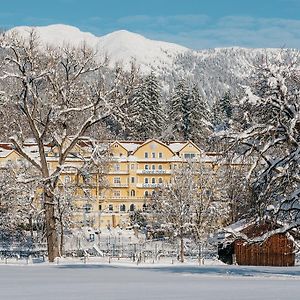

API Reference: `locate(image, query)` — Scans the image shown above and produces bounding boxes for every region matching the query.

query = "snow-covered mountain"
[7,24,294,101]
[7,24,188,71]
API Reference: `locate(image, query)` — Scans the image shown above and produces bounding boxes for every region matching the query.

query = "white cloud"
[139,16,300,49]
[68,14,300,49]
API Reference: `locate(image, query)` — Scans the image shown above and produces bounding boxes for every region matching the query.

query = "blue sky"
[1,0,300,49]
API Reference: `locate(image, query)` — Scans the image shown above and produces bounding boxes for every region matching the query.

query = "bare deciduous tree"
[0,30,120,261]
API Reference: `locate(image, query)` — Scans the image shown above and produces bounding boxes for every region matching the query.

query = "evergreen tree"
[129,72,164,139]
[189,85,213,142]
[220,91,233,119]
[212,91,233,131]
[169,79,190,140]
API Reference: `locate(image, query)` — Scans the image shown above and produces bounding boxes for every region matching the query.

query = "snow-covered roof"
[0,149,14,158]
[119,142,140,152]
[167,142,187,153]
[0,143,17,158]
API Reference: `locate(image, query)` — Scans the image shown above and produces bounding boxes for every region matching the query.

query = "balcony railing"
[136,169,171,174]
[111,183,129,187]
[107,170,129,174]
[136,183,164,188]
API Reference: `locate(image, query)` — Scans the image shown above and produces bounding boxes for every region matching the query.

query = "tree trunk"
[44,191,59,262]
[59,217,64,257]
[179,234,184,263]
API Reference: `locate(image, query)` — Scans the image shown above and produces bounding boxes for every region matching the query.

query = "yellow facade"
[0,139,213,230]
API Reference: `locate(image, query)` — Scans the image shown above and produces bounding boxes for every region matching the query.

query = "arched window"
[130,190,136,197]
[152,178,155,184]
[158,177,163,184]
[120,204,126,212]
[152,165,155,170]
[144,191,149,197]
[83,203,92,213]
[145,178,149,184]
[158,165,162,170]
[130,204,135,212]
[142,203,147,211]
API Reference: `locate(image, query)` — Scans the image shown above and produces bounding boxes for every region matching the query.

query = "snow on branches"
[224,51,300,227]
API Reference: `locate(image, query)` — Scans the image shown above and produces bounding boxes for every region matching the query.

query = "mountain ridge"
[7,24,189,71]
[7,24,296,101]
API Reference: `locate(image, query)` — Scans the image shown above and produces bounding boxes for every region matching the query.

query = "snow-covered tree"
[169,79,190,140]
[150,163,228,262]
[0,161,40,247]
[129,72,164,139]
[189,84,213,144]
[225,52,300,229]
[0,31,121,261]
[212,91,233,131]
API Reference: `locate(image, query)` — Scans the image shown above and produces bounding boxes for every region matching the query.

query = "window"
[144,191,149,197]
[174,164,177,169]
[145,164,149,170]
[144,152,148,158]
[130,190,136,197]
[152,152,156,158]
[131,164,135,170]
[129,204,135,212]
[99,204,102,211]
[65,175,71,183]
[120,204,126,212]
[159,152,163,158]
[158,178,163,184]
[152,178,155,184]
[184,153,196,159]
[152,165,155,170]
[114,164,120,171]
[158,165,163,170]
[142,204,147,211]
[108,204,113,211]
[131,177,135,183]
[113,190,121,197]
[144,178,149,184]
[83,203,92,213]
[114,144,119,148]
[114,177,121,184]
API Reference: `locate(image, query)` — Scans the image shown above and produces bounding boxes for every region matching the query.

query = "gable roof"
[178,140,203,154]
[132,139,175,155]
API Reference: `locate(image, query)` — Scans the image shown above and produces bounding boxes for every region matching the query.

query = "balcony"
[107,170,129,175]
[136,169,171,175]
[136,183,164,188]
[111,183,129,188]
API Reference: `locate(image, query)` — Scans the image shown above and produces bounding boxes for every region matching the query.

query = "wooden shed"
[218,222,295,267]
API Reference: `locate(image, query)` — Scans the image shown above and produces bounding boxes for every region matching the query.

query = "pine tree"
[129,72,164,139]
[189,85,213,142]
[212,91,233,131]
[220,91,233,119]
[169,79,190,140]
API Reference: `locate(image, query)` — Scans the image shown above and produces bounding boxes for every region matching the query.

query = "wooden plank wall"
[234,234,295,266]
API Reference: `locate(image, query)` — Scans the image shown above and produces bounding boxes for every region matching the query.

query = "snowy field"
[0,260,300,300]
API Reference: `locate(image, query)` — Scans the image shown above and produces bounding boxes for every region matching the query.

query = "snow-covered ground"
[0,260,300,300]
